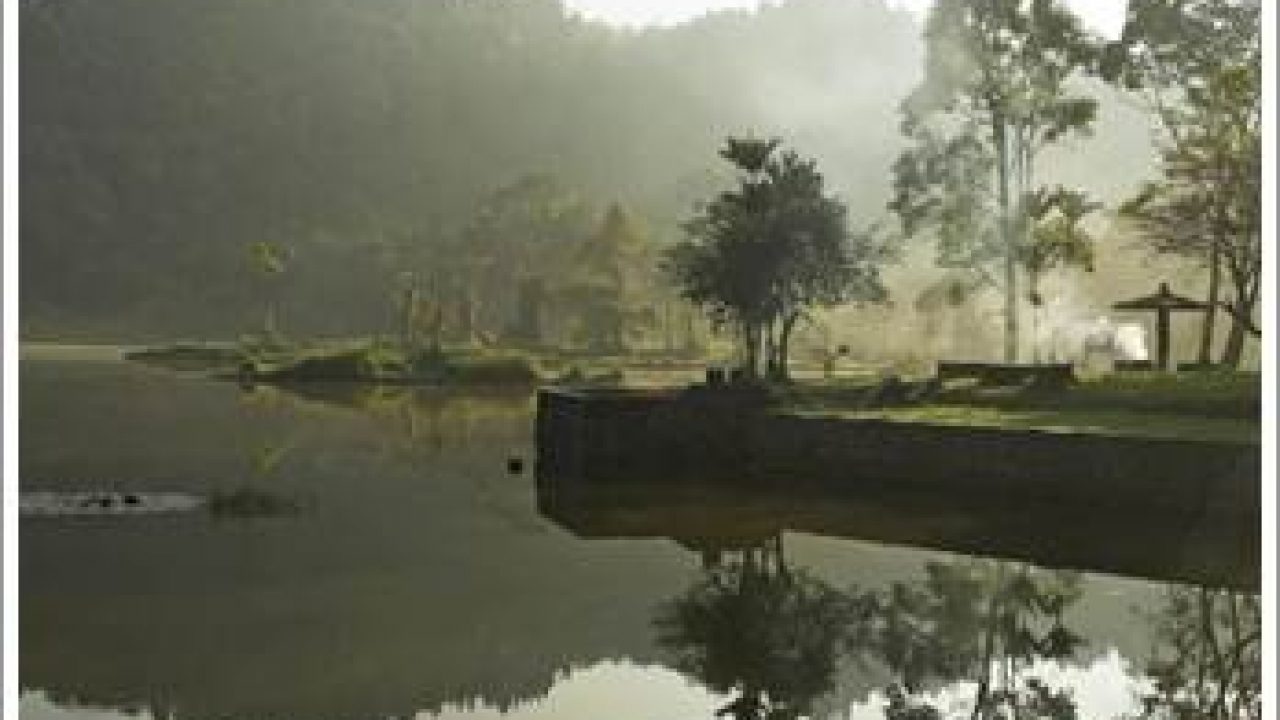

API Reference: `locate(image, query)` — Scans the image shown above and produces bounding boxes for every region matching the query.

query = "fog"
[19,0,1247,364]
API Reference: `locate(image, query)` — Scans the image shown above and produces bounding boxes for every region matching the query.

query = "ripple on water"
[20,490,205,517]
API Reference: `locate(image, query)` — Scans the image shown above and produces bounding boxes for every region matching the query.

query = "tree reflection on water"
[1131,586,1261,720]
[654,535,1087,720]
[654,535,1260,720]
[870,560,1085,719]
[654,536,871,720]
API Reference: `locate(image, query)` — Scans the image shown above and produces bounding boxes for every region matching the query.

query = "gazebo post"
[1156,307,1170,371]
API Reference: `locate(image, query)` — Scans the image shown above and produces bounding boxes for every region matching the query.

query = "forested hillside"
[23,0,927,338]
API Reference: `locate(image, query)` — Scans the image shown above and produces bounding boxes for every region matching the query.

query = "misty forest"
[18,1,1264,720]
[23,0,1261,369]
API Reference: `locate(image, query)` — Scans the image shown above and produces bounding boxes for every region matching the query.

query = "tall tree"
[1107,0,1261,368]
[20,0,922,339]
[456,174,594,344]
[666,137,889,381]
[566,203,654,351]
[1021,187,1097,361]
[891,0,1099,363]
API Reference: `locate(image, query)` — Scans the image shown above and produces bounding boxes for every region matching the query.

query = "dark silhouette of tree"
[1106,0,1261,368]
[654,540,873,720]
[1131,585,1260,720]
[656,542,1092,720]
[892,0,1100,363]
[863,560,1085,720]
[666,137,890,380]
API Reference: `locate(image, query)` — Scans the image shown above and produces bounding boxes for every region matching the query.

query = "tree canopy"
[667,137,890,379]
[1108,0,1262,368]
[20,0,921,339]
[891,0,1101,362]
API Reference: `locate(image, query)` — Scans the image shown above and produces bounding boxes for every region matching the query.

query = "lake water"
[20,346,1260,720]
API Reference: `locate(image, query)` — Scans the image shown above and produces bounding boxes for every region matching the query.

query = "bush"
[251,344,401,381]
[442,351,540,384]
[207,487,299,518]
[125,343,246,372]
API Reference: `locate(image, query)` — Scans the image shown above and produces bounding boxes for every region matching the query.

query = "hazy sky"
[565,0,1128,39]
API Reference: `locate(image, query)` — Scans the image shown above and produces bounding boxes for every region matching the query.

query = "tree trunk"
[994,115,1018,364]
[971,564,1006,720]
[402,285,420,353]
[1199,198,1225,365]
[742,322,761,378]
[1221,254,1260,369]
[1028,271,1042,364]
[1220,299,1249,369]
[763,319,779,380]
[264,302,279,342]
[664,302,675,352]
[1013,124,1034,363]
[683,306,698,353]
[1199,249,1221,365]
[462,292,478,346]
[777,311,802,382]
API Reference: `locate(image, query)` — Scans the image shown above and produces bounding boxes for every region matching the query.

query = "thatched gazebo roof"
[1113,282,1208,312]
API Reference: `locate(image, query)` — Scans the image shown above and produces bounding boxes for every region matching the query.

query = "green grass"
[775,368,1260,444]
[436,349,541,383]
[790,404,1259,445]
[778,369,1258,417]
[933,371,1259,419]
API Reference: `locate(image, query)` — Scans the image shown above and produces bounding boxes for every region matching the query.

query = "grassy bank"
[778,370,1260,444]
[790,405,1259,444]
[124,337,717,387]
[932,371,1260,419]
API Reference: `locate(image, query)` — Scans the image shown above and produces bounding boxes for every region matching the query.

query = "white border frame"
[1259,0,1276,713]
[5,0,21,714]
[0,0,1274,716]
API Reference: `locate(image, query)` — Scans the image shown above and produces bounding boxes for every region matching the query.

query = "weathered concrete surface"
[536,386,1260,589]
[536,388,1259,517]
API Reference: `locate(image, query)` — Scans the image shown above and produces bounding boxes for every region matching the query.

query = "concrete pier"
[535,387,1259,517]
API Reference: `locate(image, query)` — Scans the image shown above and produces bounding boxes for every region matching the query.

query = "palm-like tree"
[248,241,288,342]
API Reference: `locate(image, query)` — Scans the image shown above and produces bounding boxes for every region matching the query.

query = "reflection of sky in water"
[847,651,1147,720]
[22,664,724,720]
[23,652,1148,720]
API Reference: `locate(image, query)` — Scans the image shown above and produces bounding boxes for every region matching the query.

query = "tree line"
[19,0,919,339]
[888,0,1260,368]
[666,0,1260,376]
[21,0,1260,370]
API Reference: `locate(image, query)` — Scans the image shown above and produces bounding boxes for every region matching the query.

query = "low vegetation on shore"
[778,369,1260,443]
[126,340,543,385]
[127,338,1260,445]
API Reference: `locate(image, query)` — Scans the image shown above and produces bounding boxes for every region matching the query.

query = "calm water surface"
[20,346,1260,720]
